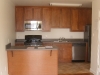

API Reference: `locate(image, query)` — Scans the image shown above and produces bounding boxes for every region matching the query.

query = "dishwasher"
[72,43,86,62]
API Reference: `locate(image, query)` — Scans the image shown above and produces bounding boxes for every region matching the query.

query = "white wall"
[0,0,15,75]
[16,28,84,39]
[90,0,100,75]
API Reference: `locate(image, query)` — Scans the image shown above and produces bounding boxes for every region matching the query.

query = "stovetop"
[24,35,43,46]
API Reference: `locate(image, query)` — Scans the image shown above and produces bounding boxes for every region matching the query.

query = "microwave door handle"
[36,24,39,30]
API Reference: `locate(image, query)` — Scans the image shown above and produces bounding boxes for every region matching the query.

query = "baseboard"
[90,68,97,75]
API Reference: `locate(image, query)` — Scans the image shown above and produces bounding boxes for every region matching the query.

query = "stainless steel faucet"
[58,37,65,42]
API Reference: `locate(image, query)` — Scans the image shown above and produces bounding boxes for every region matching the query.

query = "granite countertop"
[6,43,58,50]
[15,39,86,43]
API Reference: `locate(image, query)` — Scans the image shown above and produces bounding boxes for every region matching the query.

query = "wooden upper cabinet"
[78,8,87,31]
[71,8,92,32]
[51,7,71,28]
[71,8,79,31]
[78,8,92,31]
[15,7,24,32]
[24,7,42,21]
[33,8,42,20]
[60,8,71,28]
[24,7,33,20]
[86,8,92,25]
[42,8,51,31]
[52,8,61,28]
[15,6,92,32]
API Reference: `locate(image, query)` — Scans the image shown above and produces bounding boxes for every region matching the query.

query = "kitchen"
[8,5,91,75]
[0,0,100,75]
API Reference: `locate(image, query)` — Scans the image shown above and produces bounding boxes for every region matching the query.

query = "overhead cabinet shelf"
[15,6,92,32]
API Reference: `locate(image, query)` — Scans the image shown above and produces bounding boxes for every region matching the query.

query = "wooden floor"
[59,73,94,75]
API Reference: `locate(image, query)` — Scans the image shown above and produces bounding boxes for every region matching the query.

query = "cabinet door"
[42,8,51,31]
[24,7,33,20]
[52,8,61,28]
[33,8,42,20]
[60,8,71,28]
[8,50,58,75]
[86,8,92,25]
[15,43,24,46]
[53,43,72,63]
[15,7,24,32]
[43,42,53,46]
[78,8,87,31]
[53,43,63,62]
[62,43,72,62]
[71,8,79,31]
[7,51,13,75]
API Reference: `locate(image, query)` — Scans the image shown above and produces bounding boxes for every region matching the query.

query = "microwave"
[24,21,42,30]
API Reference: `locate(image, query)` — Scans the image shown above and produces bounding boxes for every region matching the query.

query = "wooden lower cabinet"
[62,43,72,62]
[43,42,53,46]
[53,43,72,63]
[7,50,58,75]
[15,43,24,46]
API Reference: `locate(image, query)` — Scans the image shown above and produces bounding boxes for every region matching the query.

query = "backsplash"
[16,28,84,39]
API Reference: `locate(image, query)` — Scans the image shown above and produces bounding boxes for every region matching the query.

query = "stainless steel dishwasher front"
[72,43,86,62]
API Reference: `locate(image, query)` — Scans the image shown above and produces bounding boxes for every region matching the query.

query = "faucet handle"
[59,37,62,41]
[62,37,65,41]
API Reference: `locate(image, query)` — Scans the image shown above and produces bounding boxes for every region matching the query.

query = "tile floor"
[58,62,90,74]
[59,73,93,75]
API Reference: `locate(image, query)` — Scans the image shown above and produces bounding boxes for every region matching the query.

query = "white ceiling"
[11,0,93,7]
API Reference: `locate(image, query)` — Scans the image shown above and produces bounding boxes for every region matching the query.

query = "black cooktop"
[24,35,43,46]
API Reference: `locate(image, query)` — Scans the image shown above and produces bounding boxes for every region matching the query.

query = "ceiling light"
[50,3,82,7]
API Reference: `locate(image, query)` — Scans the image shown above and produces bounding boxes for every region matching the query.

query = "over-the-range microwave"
[24,21,42,30]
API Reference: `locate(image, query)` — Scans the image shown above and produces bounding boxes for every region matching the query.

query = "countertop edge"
[6,44,58,50]
[6,48,58,50]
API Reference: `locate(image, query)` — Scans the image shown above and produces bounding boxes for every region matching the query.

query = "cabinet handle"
[11,51,13,57]
[50,50,52,56]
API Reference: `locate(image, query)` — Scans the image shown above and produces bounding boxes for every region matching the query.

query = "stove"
[24,35,43,46]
